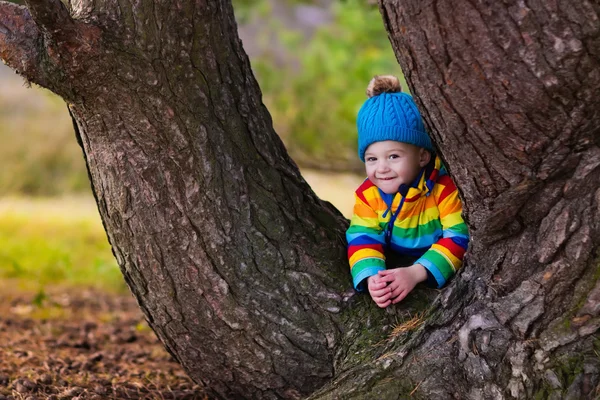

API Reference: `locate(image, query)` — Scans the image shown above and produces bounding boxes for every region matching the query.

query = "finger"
[379,274,398,283]
[389,285,405,299]
[376,299,392,308]
[369,281,387,291]
[371,289,390,300]
[370,282,390,293]
[374,291,392,302]
[371,289,392,298]
[392,290,409,304]
[373,292,392,305]
[378,269,393,276]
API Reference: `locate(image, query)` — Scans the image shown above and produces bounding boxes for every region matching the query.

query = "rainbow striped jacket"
[346,156,469,291]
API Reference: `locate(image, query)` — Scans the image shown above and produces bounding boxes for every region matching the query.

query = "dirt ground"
[0,286,207,400]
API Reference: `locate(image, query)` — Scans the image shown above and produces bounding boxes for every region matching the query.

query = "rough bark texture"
[1,0,600,398]
[1,1,357,398]
[366,0,600,398]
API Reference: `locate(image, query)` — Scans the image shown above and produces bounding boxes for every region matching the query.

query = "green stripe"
[420,250,453,280]
[347,225,381,235]
[392,218,442,238]
[352,258,386,274]
[445,222,469,235]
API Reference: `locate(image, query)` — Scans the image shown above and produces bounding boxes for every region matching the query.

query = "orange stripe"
[437,176,457,204]
[355,179,375,205]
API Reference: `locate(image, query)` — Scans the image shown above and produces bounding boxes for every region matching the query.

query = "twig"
[410,378,424,396]
[445,335,458,345]
[389,311,426,338]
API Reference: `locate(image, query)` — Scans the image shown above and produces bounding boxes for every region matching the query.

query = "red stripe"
[405,193,420,203]
[356,179,375,205]
[348,243,383,259]
[436,237,466,259]
[429,169,439,182]
[437,176,457,204]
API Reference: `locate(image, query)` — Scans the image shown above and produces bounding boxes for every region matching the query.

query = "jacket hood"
[379,155,444,215]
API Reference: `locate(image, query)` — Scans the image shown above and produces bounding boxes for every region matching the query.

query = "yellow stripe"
[351,214,380,226]
[363,186,383,203]
[430,245,460,272]
[395,203,440,229]
[441,211,464,227]
[350,249,384,266]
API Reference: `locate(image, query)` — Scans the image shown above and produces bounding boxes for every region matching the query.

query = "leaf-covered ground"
[0,286,207,400]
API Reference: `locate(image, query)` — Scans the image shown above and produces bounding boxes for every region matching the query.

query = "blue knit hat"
[357,75,433,161]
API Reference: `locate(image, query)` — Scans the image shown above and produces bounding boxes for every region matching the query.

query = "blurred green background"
[0,0,404,293]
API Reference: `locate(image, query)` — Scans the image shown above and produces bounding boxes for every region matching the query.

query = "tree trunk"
[366,1,600,398]
[1,0,599,398]
[1,1,355,397]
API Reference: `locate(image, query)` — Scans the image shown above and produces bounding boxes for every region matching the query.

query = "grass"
[0,196,126,294]
[0,65,90,196]
[0,168,359,298]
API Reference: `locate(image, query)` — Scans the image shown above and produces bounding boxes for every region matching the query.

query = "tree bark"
[1,0,358,397]
[1,0,599,398]
[366,0,600,398]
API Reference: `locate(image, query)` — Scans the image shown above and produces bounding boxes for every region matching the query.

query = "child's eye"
[389,154,400,159]
[366,157,377,162]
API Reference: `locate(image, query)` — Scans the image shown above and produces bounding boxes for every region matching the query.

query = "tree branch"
[24,0,75,39]
[0,1,48,86]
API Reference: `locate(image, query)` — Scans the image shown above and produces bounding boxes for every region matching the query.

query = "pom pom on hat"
[357,75,433,161]
[366,75,401,98]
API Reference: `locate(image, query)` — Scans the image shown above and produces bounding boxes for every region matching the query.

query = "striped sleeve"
[416,175,469,288]
[346,193,386,291]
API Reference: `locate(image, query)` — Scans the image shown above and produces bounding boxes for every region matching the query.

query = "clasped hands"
[367,264,427,308]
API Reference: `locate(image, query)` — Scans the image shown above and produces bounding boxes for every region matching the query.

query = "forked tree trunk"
[1,0,599,398]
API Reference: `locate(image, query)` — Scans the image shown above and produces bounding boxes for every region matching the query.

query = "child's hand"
[367,274,392,308]
[378,264,427,304]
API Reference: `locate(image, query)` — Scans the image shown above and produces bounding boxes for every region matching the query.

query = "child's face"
[364,141,431,194]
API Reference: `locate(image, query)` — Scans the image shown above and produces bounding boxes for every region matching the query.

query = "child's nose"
[376,161,390,173]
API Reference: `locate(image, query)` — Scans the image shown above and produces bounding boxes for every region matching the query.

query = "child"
[346,75,469,308]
